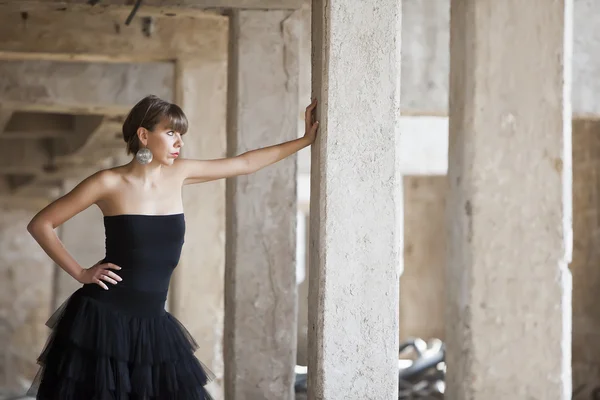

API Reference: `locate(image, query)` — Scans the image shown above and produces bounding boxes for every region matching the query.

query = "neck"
[125,157,163,184]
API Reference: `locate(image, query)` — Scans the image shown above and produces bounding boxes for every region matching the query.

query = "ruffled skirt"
[27,285,214,400]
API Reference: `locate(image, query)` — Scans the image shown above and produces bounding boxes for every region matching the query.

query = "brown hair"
[122,95,188,155]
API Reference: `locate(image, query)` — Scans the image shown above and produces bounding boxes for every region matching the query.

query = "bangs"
[163,104,188,135]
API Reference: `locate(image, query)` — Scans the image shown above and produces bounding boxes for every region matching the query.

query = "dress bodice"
[102,213,185,292]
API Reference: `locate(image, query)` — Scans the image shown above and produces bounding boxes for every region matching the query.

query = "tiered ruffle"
[27,289,214,399]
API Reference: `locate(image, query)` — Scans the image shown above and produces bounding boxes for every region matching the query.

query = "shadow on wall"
[572,119,600,399]
[400,176,447,342]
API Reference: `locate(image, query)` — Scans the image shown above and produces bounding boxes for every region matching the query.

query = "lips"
[170,152,179,157]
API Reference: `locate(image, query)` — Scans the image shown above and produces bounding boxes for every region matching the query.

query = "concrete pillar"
[447,1,573,398]
[172,55,228,390]
[308,0,402,398]
[572,119,600,398]
[224,10,300,399]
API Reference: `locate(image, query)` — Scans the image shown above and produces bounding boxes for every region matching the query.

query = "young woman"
[25,94,319,399]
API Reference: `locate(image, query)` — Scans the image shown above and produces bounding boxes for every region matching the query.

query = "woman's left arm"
[180,99,319,184]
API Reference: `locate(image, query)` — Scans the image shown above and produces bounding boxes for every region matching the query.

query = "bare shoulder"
[29,168,124,228]
[81,167,122,193]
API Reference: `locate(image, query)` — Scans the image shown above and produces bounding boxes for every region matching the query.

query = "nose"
[175,136,184,148]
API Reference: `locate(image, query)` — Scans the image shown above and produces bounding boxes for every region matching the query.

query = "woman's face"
[139,118,184,165]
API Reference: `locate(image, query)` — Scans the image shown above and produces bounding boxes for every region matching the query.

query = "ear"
[137,127,149,147]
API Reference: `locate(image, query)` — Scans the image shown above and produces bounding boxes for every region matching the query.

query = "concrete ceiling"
[0,0,308,208]
[0,59,175,207]
[0,110,126,205]
[0,0,304,12]
[0,3,226,209]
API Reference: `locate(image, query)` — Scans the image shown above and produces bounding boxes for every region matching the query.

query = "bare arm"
[180,99,319,185]
[179,136,311,184]
[27,171,121,286]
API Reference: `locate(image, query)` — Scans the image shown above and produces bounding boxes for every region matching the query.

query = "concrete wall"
[0,208,53,391]
[401,176,446,341]
[401,0,600,117]
[572,119,600,397]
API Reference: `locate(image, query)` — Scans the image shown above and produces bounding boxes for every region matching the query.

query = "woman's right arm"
[27,171,120,287]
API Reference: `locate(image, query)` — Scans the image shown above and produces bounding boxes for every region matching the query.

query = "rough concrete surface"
[446,1,572,398]
[0,9,227,62]
[401,0,600,117]
[0,0,305,11]
[308,0,402,398]
[401,177,446,342]
[0,60,174,114]
[224,9,299,400]
[175,55,228,388]
[0,208,53,391]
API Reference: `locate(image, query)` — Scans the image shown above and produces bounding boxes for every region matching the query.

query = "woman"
[25,94,319,399]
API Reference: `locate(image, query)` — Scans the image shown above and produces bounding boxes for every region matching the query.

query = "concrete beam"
[0,9,228,62]
[0,0,303,11]
[1,130,74,139]
[10,183,60,198]
[54,117,125,165]
[0,60,174,114]
[0,108,12,133]
[2,111,79,138]
[4,110,74,131]
[0,194,54,210]
[3,117,123,195]
[6,162,111,198]
[0,114,116,176]
[0,139,51,174]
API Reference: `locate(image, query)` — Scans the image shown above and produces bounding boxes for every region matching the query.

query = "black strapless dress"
[27,214,214,400]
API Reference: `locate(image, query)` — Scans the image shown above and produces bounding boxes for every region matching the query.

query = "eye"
[166,131,174,136]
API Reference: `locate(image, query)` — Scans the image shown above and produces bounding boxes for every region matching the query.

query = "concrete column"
[224,10,300,400]
[447,1,573,399]
[308,0,402,398]
[572,119,600,398]
[172,55,228,390]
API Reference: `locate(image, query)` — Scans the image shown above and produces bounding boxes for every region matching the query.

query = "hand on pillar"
[303,98,319,144]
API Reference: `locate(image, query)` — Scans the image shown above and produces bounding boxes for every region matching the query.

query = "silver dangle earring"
[135,145,153,165]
